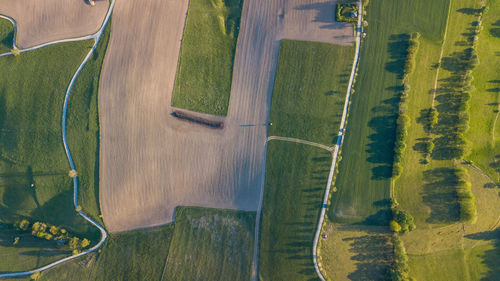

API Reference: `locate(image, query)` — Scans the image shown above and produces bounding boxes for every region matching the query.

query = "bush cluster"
[387,236,416,281]
[15,219,91,253]
[390,209,416,234]
[392,32,420,178]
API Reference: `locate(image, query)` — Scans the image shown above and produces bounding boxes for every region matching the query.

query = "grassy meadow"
[0,17,14,53]
[259,142,331,281]
[392,0,500,279]
[164,207,255,281]
[466,0,500,183]
[0,39,102,272]
[171,0,243,116]
[38,224,174,281]
[328,0,450,225]
[268,40,354,146]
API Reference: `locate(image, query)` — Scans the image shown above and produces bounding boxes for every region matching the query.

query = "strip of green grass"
[328,0,450,225]
[0,18,14,53]
[67,21,112,225]
[171,0,243,116]
[38,224,174,281]
[164,206,255,281]
[0,40,101,272]
[259,142,331,281]
[466,0,500,183]
[268,40,354,146]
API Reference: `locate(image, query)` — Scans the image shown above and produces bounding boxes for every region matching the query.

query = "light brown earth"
[99,0,353,232]
[0,0,108,48]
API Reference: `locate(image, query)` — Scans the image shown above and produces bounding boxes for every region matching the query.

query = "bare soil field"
[99,0,353,232]
[0,0,108,48]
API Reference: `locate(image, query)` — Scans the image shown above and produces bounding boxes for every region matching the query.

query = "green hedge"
[335,1,358,23]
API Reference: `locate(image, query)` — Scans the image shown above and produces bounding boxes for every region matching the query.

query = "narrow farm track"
[267,136,334,152]
[0,1,115,278]
[312,1,363,280]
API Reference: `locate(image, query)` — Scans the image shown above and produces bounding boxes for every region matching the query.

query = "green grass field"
[0,18,14,53]
[328,0,450,225]
[0,39,102,272]
[466,0,500,183]
[259,142,331,281]
[268,40,354,146]
[38,224,174,281]
[164,207,255,281]
[171,0,243,116]
[66,22,112,224]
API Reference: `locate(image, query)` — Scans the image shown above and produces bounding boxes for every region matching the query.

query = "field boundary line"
[312,1,363,280]
[267,136,334,152]
[0,0,115,278]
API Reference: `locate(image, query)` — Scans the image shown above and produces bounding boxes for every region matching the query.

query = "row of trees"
[15,219,91,254]
[387,236,416,281]
[392,32,420,178]
[455,168,477,223]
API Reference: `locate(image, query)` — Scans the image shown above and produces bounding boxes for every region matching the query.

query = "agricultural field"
[328,0,450,225]
[259,142,331,281]
[260,39,354,280]
[0,39,100,272]
[164,207,255,281]
[0,0,108,48]
[0,17,13,53]
[171,0,243,115]
[37,224,174,281]
[268,40,354,146]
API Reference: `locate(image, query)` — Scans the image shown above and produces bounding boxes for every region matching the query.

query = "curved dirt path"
[0,1,114,278]
[267,136,334,152]
[312,1,363,280]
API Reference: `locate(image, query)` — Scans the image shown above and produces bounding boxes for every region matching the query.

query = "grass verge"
[171,0,243,116]
[164,206,255,281]
[67,20,112,225]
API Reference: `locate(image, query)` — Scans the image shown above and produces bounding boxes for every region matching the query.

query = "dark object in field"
[172,110,224,129]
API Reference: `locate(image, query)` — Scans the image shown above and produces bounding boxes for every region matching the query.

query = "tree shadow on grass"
[465,229,500,281]
[421,168,461,224]
[366,96,399,180]
[385,34,410,78]
[340,225,392,281]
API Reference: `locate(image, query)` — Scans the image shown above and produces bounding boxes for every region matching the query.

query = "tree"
[19,219,30,231]
[30,272,41,280]
[390,220,402,232]
[50,225,59,235]
[81,238,91,248]
[69,237,80,250]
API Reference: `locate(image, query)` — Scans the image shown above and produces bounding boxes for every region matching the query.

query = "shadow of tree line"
[465,229,500,280]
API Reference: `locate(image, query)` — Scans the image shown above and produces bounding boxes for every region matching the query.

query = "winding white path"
[312,1,363,280]
[0,0,115,278]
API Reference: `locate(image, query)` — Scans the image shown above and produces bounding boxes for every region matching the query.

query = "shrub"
[390,220,402,232]
[17,219,30,231]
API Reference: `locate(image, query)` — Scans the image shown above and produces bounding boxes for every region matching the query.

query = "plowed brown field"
[0,0,108,48]
[99,0,353,232]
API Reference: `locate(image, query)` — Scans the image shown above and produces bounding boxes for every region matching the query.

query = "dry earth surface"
[99,0,353,232]
[0,0,108,48]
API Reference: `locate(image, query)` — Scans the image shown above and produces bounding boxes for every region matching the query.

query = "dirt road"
[99,0,353,232]
[0,0,108,48]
